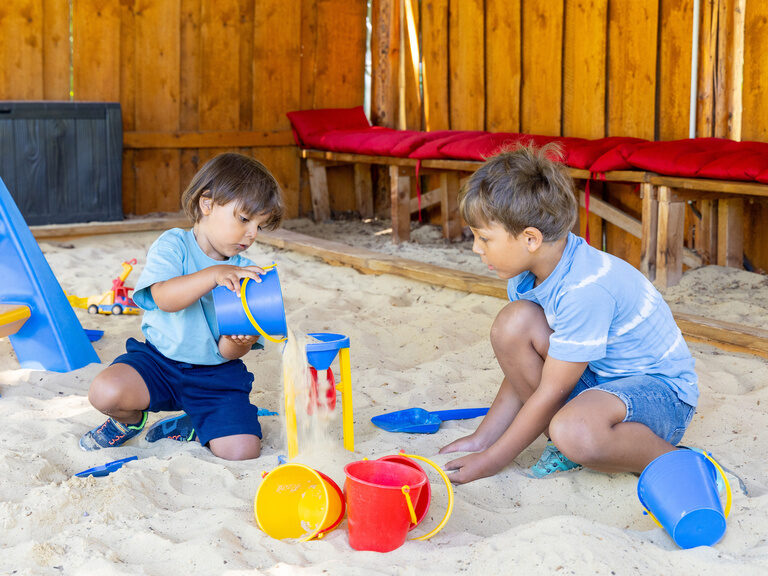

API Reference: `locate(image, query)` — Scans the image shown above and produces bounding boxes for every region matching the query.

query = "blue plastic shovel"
[371,407,489,434]
[75,456,138,478]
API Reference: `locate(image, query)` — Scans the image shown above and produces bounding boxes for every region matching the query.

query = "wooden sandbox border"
[30,216,768,360]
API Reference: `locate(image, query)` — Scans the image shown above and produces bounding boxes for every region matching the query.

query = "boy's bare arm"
[444,358,587,484]
[219,334,260,360]
[150,265,264,312]
[439,376,523,454]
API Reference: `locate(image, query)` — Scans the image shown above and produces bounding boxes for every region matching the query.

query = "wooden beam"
[717,198,744,268]
[370,0,400,128]
[123,129,295,149]
[30,214,190,240]
[389,165,412,243]
[255,228,508,298]
[655,185,685,287]
[353,164,374,219]
[696,200,718,265]
[301,149,418,167]
[409,187,442,213]
[640,183,658,280]
[674,312,768,359]
[578,190,641,238]
[440,171,463,240]
[306,158,331,221]
[649,175,768,198]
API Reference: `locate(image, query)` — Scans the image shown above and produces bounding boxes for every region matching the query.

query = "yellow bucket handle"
[643,449,732,528]
[239,264,287,344]
[401,486,418,525]
[399,452,455,541]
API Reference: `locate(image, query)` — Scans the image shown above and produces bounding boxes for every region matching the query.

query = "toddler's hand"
[214,265,266,292]
[222,334,260,347]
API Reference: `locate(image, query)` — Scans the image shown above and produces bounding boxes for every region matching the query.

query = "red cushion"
[566,137,647,171]
[696,141,768,181]
[286,107,370,148]
[408,131,487,159]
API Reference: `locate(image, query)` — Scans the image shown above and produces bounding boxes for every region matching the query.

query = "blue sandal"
[528,441,582,478]
[79,411,147,451]
[145,413,196,443]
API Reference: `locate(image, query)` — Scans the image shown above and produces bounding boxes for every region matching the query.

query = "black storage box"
[0,101,122,225]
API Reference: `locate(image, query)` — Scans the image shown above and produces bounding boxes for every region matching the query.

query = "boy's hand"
[222,334,260,347]
[443,450,503,485]
[219,334,260,360]
[439,433,484,455]
[214,265,266,292]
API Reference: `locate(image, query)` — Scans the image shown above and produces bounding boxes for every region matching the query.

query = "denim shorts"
[113,338,262,445]
[568,367,696,445]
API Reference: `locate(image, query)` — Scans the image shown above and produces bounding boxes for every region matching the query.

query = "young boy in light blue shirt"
[79,153,284,460]
[440,144,698,483]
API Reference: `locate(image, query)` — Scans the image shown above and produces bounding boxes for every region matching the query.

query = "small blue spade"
[75,456,138,478]
[371,407,489,434]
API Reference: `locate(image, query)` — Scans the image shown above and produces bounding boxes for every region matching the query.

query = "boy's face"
[469,221,536,279]
[196,196,271,260]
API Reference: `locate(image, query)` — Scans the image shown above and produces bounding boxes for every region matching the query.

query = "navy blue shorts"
[112,338,262,445]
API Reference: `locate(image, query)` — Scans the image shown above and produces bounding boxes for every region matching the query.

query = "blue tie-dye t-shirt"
[507,232,698,407]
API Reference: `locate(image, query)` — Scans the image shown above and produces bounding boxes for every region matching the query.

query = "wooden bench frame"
[300,149,768,287]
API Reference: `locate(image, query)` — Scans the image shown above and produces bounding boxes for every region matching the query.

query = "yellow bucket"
[254,463,345,541]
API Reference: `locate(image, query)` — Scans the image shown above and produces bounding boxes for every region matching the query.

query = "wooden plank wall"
[387,0,767,272]
[0,0,367,220]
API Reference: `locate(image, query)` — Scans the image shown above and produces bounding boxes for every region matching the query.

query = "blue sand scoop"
[371,407,489,434]
[75,456,138,478]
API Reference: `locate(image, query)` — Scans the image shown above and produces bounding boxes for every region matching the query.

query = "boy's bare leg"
[88,363,150,424]
[209,435,262,461]
[441,301,553,454]
[550,389,676,474]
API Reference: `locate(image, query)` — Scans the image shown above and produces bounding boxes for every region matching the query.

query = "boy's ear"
[199,192,213,215]
[522,227,544,252]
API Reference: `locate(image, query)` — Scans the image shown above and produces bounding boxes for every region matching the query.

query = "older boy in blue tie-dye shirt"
[440,144,698,484]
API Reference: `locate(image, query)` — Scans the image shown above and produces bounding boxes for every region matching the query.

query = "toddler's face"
[470,221,534,279]
[196,198,271,260]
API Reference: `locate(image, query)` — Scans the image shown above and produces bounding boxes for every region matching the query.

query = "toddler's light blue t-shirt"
[132,228,256,365]
[507,232,698,406]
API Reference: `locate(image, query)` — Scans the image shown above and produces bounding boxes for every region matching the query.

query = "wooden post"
[655,186,685,288]
[440,172,463,241]
[306,158,331,222]
[696,199,718,265]
[640,183,658,281]
[371,0,400,128]
[715,0,745,140]
[353,164,374,219]
[389,165,411,243]
[717,198,744,268]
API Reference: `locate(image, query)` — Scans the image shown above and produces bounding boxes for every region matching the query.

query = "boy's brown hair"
[181,152,284,229]
[459,143,577,241]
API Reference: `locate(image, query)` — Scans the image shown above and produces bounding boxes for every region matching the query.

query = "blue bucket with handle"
[212,265,287,343]
[637,448,731,549]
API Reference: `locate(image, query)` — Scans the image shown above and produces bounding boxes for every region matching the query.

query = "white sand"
[1,222,767,575]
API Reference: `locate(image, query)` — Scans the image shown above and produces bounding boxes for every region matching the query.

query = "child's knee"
[491,301,548,348]
[549,410,600,463]
[209,436,261,461]
[88,371,125,410]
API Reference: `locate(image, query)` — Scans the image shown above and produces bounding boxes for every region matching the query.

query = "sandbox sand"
[1,221,767,575]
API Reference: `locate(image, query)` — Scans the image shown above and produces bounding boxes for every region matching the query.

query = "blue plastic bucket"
[637,449,731,549]
[213,266,287,342]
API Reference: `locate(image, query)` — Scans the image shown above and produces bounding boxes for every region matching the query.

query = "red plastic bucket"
[343,460,427,552]
[377,455,430,529]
